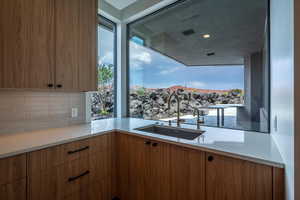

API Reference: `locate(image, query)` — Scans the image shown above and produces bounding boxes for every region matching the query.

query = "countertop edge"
[0,127,285,169]
[0,130,114,159]
[116,129,285,169]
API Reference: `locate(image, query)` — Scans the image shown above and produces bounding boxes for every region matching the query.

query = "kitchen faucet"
[193,108,203,130]
[167,91,185,126]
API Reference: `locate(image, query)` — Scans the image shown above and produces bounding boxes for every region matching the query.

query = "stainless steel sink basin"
[135,124,205,140]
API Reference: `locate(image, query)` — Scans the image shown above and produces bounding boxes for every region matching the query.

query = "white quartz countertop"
[0,118,284,168]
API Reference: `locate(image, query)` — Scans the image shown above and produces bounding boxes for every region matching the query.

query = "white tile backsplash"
[0,91,86,134]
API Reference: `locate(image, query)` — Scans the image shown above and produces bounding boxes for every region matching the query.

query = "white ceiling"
[105,0,139,10]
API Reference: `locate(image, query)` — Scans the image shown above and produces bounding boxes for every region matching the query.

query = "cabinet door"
[206,153,273,200]
[149,141,171,200]
[89,134,114,200]
[0,0,55,89]
[169,145,205,200]
[55,0,97,91]
[78,0,97,91]
[0,179,26,200]
[55,0,80,91]
[117,134,150,200]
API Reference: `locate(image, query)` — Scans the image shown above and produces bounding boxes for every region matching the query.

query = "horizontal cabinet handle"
[68,170,90,182]
[47,84,54,88]
[56,84,63,88]
[67,146,89,154]
[145,141,151,145]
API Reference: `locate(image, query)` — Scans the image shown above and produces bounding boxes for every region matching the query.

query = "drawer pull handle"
[68,170,90,182]
[68,146,89,154]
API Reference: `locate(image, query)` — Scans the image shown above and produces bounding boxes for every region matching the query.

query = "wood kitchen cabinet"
[116,133,206,200]
[0,132,285,200]
[116,133,283,200]
[0,179,26,200]
[56,0,97,91]
[117,133,150,200]
[0,154,27,200]
[170,145,205,200]
[206,153,273,200]
[0,0,55,89]
[0,0,97,91]
[28,134,113,200]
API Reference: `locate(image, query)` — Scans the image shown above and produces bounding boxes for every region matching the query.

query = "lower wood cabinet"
[206,153,273,200]
[170,145,205,200]
[28,134,113,200]
[116,133,284,200]
[0,179,26,200]
[116,133,206,200]
[0,132,285,200]
[0,154,27,200]
[117,133,150,200]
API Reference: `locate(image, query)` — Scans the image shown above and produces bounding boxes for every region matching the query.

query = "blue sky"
[99,27,244,90]
[129,42,244,90]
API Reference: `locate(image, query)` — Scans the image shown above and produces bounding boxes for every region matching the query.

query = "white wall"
[270,0,294,199]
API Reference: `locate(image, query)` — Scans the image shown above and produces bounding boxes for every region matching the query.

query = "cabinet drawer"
[0,154,26,185]
[0,179,26,200]
[28,134,110,175]
[63,180,110,200]
[28,153,108,200]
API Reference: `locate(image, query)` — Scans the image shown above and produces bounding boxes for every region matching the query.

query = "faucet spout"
[167,91,183,126]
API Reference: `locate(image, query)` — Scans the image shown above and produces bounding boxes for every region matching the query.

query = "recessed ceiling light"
[203,34,211,39]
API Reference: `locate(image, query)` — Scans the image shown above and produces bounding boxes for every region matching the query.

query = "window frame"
[95,15,117,118]
[125,0,271,133]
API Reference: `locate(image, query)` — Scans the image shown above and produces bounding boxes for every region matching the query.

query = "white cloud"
[130,43,152,70]
[159,66,181,75]
[188,81,206,88]
[99,52,113,65]
[131,51,152,63]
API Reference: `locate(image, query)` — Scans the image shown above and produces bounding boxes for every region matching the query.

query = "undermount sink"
[135,124,205,140]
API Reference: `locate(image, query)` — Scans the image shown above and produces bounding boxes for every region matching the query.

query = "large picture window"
[128,0,270,133]
[92,16,117,120]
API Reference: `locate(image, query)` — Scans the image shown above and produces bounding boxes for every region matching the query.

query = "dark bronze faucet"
[167,91,185,126]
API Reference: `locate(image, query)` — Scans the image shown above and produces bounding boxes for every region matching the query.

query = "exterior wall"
[270,0,294,199]
[0,92,86,134]
[239,51,267,132]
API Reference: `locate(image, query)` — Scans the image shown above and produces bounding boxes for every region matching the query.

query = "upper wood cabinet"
[0,0,55,89]
[0,0,97,91]
[56,0,97,92]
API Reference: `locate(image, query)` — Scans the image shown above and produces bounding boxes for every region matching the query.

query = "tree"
[95,63,114,116]
[98,63,113,86]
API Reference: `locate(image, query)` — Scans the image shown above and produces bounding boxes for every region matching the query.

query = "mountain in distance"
[131,85,233,94]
